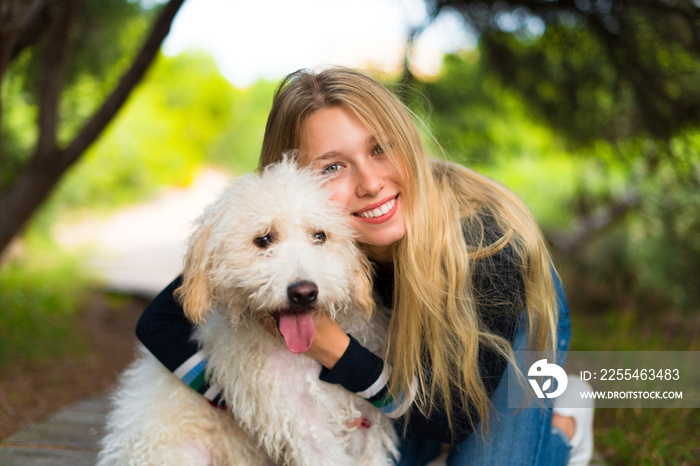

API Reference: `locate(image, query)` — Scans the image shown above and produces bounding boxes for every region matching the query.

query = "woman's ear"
[175,225,214,325]
[352,252,376,318]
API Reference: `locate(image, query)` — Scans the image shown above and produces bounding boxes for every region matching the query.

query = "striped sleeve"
[319,334,414,418]
[173,350,224,406]
[136,276,225,407]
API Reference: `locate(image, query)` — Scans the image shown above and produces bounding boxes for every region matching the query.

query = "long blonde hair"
[259,67,558,435]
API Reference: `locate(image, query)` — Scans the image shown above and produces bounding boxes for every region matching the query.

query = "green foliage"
[59,0,155,142]
[35,51,239,228]
[209,79,276,173]
[69,0,154,82]
[13,47,274,244]
[559,133,700,314]
[0,237,95,367]
[417,52,560,167]
[416,52,609,229]
[0,54,38,191]
[434,0,700,143]
[480,25,627,146]
[628,150,700,311]
[0,0,153,192]
[418,48,700,316]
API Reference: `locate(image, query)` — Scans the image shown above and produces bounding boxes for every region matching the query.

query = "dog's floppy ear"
[352,252,376,318]
[174,224,214,325]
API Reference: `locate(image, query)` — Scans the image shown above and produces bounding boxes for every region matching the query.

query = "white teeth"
[358,197,396,218]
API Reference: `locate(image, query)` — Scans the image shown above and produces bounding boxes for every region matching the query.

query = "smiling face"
[299,105,407,263]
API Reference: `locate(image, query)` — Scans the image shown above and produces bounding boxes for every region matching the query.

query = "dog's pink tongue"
[278,312,316,353]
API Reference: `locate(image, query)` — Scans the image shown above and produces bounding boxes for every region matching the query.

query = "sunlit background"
[163,0,475,87]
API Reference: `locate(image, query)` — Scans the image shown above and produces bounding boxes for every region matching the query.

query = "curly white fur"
[98,159,398,465]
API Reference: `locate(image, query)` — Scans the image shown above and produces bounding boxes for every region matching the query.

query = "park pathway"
[51,168,231,297]
[0,396,107,465]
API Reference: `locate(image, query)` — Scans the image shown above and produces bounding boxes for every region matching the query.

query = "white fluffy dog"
[98,159,399,465]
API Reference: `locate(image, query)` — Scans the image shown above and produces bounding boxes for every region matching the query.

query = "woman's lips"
[353,195,399,224]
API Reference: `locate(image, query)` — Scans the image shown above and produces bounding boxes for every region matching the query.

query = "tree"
[0,0,186,259]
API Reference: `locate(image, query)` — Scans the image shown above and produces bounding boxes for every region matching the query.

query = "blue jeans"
[396,274,572,466]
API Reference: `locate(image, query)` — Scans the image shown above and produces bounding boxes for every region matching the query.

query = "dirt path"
[53,168,230,297]
[0,293,148,440]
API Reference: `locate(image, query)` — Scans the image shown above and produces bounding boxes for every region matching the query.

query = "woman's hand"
[254,312,350,369]
[304,313,350,369]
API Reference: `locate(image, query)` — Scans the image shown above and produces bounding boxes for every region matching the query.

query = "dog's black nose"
[287,281,318,307]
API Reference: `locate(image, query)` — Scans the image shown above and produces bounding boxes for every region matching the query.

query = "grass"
[595,408,699,465]
[0,237,97,368]
[570,309,699,465]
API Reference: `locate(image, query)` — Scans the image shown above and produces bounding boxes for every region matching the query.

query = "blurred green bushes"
[22,50,271,234]
[0,235,93,367]
[1,49,270,365]
[415,52,700,320]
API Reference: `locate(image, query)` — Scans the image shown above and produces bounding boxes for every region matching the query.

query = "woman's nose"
[354,162,384,197]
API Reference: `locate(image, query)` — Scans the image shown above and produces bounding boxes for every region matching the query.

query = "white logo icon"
[528,359,568,399]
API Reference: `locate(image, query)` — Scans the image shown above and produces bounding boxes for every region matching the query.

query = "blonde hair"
[259,67,558,435]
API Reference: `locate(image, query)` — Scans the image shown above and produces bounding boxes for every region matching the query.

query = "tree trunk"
[0,154,65,256]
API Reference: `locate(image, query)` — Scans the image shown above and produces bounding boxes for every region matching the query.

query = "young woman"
[137,67,591,465]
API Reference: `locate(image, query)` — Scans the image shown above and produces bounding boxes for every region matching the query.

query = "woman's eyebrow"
[308,137,379,166]
[308,151,342,166]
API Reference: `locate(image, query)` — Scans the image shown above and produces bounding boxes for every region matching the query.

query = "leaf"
[542,378,552,392]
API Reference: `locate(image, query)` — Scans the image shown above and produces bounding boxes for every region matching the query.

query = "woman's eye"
[322,163,341,174]
[372,144,385,156]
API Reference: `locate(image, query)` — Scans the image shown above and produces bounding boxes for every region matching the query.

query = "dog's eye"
[254,233,274,249]
[312,231,327,244]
